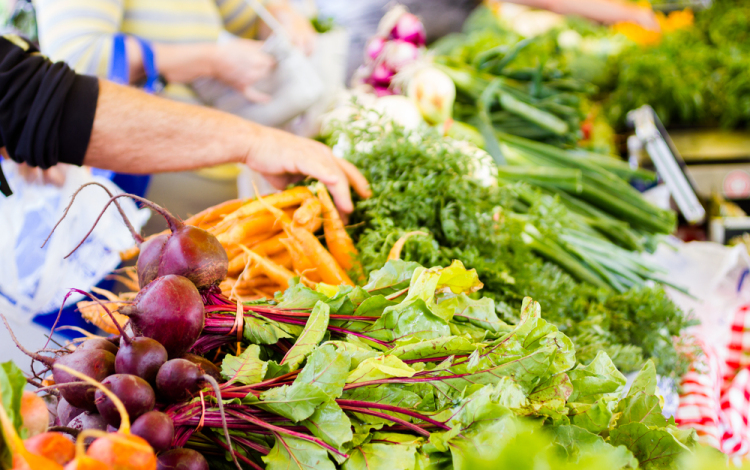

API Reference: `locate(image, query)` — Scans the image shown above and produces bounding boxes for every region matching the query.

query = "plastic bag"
[0,160,150,323]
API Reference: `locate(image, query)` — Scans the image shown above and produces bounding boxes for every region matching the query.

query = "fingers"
[243,86,272,103]
[337,159,371,199]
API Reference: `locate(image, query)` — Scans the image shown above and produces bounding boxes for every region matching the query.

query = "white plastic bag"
[0,160,150,323]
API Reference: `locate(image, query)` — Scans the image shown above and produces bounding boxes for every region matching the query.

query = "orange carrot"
[240,247,296,290]
[316,185,365,282]
[258,201,353,286]
[185,198,244,228]
[280,237,322,283]
[227,232,287,276]
[216,208,294,244]
[292,198,322,228]
[213,186,314,232]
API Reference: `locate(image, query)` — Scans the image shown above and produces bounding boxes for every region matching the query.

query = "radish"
[391,12,426,46]
[181,353,221,381]
[57,398,86,427]
[25,432,76,466]
[76,338,119,356]
[382,40,420,71]
[94,375,155,428]
[157,449,209,470]
[131,411,173,453]
[119,275,205,358]
[365,36,386,61]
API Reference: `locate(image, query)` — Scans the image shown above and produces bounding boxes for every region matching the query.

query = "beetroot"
[76,338,118,355]
[94,374,155,427]
[155,359,204,402]
[115,337,168,384]
[57,397,86,426]
[137,233,169,288]
[68,411,107,432]
[57,192,228,289]
[131,411,174,453]
[120,275,205,358]
[181,353,221,381]
[157,449,209,470]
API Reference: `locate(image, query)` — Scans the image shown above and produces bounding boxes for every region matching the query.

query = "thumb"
[243,86,272,103]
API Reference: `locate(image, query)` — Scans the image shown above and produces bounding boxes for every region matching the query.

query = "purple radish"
[131,411,174,453]
[57,192,228,289]
[155,362,240,469]
[94,374,155,427]
[120,275,205,358]
[76,338,119,355]
[3,313,116,411]
[155,359,204,402]
[181,353,222,381]
[57,397,86,426]
[157,449,209,470]
[137,233,169,288]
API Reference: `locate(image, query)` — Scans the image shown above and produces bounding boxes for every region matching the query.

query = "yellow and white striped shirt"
[33,0,263,100]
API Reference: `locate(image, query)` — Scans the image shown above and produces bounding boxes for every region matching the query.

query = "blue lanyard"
[108,33,161,93]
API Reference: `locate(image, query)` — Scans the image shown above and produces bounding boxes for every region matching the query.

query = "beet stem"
[64,193,184,259]
[203,374,242,470]
[336,400,450,430]
[208,436,264,470]
[0,314,54,367]
[41,289,80,351]
[70,289,131,344]
[338,405,431,437]
[42,182,145,249]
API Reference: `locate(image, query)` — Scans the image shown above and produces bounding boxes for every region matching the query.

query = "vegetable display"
[331,113,692,378]
[0,249,705,469]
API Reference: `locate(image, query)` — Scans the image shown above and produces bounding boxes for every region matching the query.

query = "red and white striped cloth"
[676,303,750,455]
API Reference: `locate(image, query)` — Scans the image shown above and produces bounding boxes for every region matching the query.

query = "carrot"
[258,200,354,286]
[185,198,244,228]
[227,233,287,276]
[223,231,278,260]
[388,231,430,261]
[213,186,314,233]
[216,208,294,244]
[292,198,322,228]
[280,237,322,283]
[240,247,296,290]
[316,185,365,282]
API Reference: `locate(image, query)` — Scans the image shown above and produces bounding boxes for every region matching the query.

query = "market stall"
[2,1,750,469]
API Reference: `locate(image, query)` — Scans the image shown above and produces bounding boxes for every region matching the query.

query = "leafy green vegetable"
[221,345,267,386]
[0,361,26,467]
[280,301,330,371]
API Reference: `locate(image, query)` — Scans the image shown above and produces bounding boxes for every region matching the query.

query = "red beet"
[131,411,174,453]
[181,353,222,381]
[157,449,209,470]
[115,337,168,384]
[94,374,155,427]
[76,338,118,355]
[68,411,107,432]
[155,359,204,402]
[57,397,86,426]
[137,233,169,288]
[120,275,205,358]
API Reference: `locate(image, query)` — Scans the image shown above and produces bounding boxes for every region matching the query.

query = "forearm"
[83,80,255,173]
[126,38,217,84]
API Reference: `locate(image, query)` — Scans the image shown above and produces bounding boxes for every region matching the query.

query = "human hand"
[15,161,66,186]
[244,127,370,213]
[261,0,317,55]
[631,6,660,32]
[213,39,276,102]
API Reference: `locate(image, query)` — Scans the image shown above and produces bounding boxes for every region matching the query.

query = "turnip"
[367,62,395,86]
[94,374,155,428]
[157,449,209,470]
[57,192,228,290]
[365,36,386,61]
[131,411,174,453]
[382,40,420,72]
[391,12,426,46]
[119,275,205,358]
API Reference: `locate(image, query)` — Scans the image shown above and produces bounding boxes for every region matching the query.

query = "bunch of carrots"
[120,185,364,301]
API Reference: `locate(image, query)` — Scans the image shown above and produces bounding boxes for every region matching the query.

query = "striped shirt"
[33,0,264,101]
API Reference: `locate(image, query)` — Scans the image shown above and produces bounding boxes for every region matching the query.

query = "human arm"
[85,80,369,212]
[502,0,660,31]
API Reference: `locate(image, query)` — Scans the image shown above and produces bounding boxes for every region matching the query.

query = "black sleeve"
[0,34,100,196]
